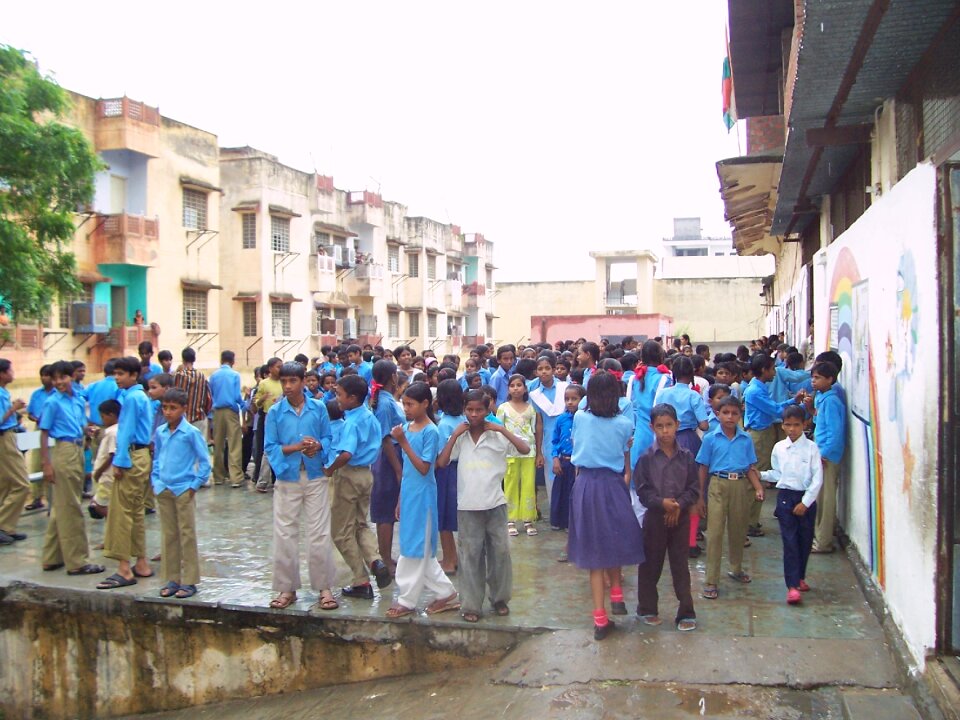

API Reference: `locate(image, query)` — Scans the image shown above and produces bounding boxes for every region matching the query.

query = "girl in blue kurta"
[370,359,404,574]
[528,355,569,524]
[386,381,459,618]
[628,341,674,468]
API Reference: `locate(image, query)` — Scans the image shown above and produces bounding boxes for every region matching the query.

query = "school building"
[719,0,960,710]
[1,90,496,375]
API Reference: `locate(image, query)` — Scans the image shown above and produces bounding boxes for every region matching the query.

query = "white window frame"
[182,188,208,230]
[427,312,437,337]
[242,214,257,249]
[388,245,400,273]
[270,215,291,253]
[408,311,420,337]
[271,302,292,338]
[408,253,419,278]
[242,303,257,336]
[388,311,400,337]
[182,290,208,330]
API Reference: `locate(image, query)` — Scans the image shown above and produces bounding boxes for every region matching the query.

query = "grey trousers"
[457,504,512,615]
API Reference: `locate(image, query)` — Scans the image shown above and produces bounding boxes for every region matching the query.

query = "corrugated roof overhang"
[728,0,796,117]
[716,153,783,257]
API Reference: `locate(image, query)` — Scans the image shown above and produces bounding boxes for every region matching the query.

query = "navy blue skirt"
[568,466,644,570]
[676,428,702,458]
[436,460,458,532]
[370,443,402,524]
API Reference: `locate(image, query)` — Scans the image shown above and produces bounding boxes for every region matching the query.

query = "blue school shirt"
[332,404,381,467]
[140,362,163,382]
[151,420,211,495]
[27,386,55,421]
[326,419,344,465]
[209,365,243,412]
[150,399,165,436]
[552,411,574,457]
[0,387,19,432]
[571,410,633,473]
[38,389,86,440]
[358,361,374,383]
[743,377,796,431]
[577,395,634,424]
[489,365,515,406]
[72,381,87,401]
[705,407,721,434]
[485,412,503,425]
[264,396,333,481]
[813,386,846,463]
[86,376,119,425]
[770,366,811,403]
[372,391,404,441]
[654,383,708,431]
[629,367,673,467]
[113,384,154,468]
[695,425,758,474]
[398,422,441,558]
[437,413,466,446]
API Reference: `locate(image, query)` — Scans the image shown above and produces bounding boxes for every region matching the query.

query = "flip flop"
[493,601,510,616]
[386,604,416,618]
[132,568,154,578]
[67,564,105,576]
[677,618,697,632]
[316,591,339,611]
[97,573,137,590]
[425,593,461,615]
[175,585,197,599]
[727,571,752,584]
[701,585,719,600]
[269,593,297,609]
[160,582,180,598]
[461,612,480,623]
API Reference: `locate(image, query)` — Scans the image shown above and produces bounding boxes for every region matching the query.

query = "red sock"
[593,608,609,627]
[610,586,624,603]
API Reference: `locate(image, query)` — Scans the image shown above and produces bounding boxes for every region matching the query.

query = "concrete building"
[719,0,960,709]
[661,216,737,257]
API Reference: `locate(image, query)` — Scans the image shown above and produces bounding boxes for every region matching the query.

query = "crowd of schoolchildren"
[0,330,846,639]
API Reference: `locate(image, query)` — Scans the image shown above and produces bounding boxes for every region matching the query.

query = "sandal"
[97,573,137,590]
[461,611,480,623]
[132,568,154,578]
[425,593,461,615]
[269,592,297,609]
[727,571,752,584]
[316,590,339,611]
[507,522,518,537]
[557,551,568,563]
[524,522,538,536]
[160,582,180,598]
[639,614,663,626]
[493,601,510,616]
[175,584,198,599]
[677,618,698,632]
[386,604,416,618]
[743,538,752,547]
[701,585,719,600]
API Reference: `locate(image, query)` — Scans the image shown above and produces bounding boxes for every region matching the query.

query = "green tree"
[0,45,101,320]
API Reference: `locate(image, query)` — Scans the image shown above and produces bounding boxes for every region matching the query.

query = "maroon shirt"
[634,442,700,512]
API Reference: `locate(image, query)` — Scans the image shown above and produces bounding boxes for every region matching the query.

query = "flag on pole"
[722,55,737,131]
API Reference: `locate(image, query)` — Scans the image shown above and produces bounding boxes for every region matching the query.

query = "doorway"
[110,286,127,327]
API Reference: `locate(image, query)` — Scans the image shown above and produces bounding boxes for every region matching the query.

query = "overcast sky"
[3,1,744,282]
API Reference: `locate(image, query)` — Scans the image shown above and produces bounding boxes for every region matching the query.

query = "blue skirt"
[370,443,402,524]
[436,460,458,532]
[568,466,644,570]
[677,428,702,458]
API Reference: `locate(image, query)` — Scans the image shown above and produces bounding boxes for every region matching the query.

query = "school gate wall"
[652,277,767,347]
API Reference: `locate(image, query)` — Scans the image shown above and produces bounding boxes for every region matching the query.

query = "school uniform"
[358,361,374,383]
[550,410,575,529]
[527,379,568,508]
[85,375,119,464]
[654,383,708,457]
[394,423,456,609]
[327,403,383,586]
[635,443,699,623]
[370,390,405,525]
[762,434,822,588]
[435,413,465,533]
[104,384,154,563]
[265,397,336,594]
[813,386,846,551]
[489,365,515,407]
[209,364,245,486]
[628,367,673,467]
[568,411,644,569]
[38,389,92,570]
[26,385,56,501]
[92,424,118,508]
[152,419,211,587]
[450,428,513,617]
[695,426,758,587]
[140,362,163,382]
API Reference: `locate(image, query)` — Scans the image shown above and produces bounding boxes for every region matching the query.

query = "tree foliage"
[0,45,101,320]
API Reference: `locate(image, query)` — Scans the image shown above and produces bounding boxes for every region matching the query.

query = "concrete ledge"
[0,581,534,719]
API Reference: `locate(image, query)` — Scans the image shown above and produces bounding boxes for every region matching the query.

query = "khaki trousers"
[157,488,200,585]
[103,447,151,562]
[747,426,777,528]
[212,409,244,485]
[272,471,336,593]
[705,475,752,586]
[814,459,840,550]
[330,464,381,586]
[40,442,91,571]
[0,432,29,533]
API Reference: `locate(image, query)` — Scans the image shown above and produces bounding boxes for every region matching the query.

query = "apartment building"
[52,94,222,371]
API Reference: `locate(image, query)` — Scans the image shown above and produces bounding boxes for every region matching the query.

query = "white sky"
[3,1,744,282]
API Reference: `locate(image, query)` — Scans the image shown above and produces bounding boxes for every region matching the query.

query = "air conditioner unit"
[347,248,356,267]
[72,303,109,334]
[344,318,357,338]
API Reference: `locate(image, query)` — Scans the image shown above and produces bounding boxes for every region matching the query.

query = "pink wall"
[530,314,673,344]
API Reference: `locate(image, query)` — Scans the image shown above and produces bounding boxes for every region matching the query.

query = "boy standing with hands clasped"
[760,405,822,605]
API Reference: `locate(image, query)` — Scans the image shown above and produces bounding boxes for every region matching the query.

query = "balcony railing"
[94,97,161,156]
[462,281,485,296]
[97,97,160,125]
[92,213,159,266]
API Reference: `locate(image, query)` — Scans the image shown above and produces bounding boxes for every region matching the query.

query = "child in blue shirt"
[25,364,55,510]
[653,357,709,457]
[325,399,345,467]
[369,359,405,575]
[804,360,846,553]
[152,387,211,600]
[551,384,584,540]
[705,383,732,434]
[435,379,466,574]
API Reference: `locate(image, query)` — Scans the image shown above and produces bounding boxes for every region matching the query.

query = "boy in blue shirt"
[551,384,584,541]
[25,364,55,511]
[209,350,245,488]
[152,388,210,599]
[804,361,846,553]
[324,374,392,600]
[489,345,517,407]
[695,397,763,600]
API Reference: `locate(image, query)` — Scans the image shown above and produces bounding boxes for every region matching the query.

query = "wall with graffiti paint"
[814,163,939,668]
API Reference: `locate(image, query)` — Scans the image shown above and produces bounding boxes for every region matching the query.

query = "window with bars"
[182,188,208,230]
[314,232,331,253]
[427,254,437,280]
[408,312,420,337]
[182,290,208,330]
[427,313,437,337]
[242,214,257,249]
[408,253,419,278]
[388,245,400,273]
[486,269,493,287]
[271,216,290,252]
[58,283,94,328]
[271,303,291,337]
[486,317,494,338]
[388,311,400,337]
[242,303,257,336]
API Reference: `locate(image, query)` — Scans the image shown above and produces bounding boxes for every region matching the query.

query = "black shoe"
[24,499,44,511]
[689,545,702,559]
[0,531,13,545]
[594,619,615,641]
[371,560,392,589]
[144,507,156,515]
[341,583,374,600]
[6,532,26,541]
[610,601,627,615]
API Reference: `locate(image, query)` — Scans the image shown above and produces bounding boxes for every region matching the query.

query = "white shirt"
[450,429,510,511]
[760,433,823,508]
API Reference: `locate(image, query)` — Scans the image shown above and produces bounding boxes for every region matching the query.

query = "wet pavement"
[1,484,916,718]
